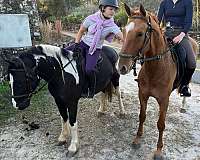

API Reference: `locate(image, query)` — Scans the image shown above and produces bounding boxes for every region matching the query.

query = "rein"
[8,54,77,99]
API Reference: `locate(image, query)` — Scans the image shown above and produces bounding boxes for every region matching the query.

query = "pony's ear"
[124,3,132,17]
[139,4,146,17]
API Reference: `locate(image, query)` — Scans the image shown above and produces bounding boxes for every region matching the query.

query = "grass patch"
[0,81,16,124]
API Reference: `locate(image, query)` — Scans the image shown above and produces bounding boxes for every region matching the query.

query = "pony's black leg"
[66,100,79,155]
[54,99,69,144]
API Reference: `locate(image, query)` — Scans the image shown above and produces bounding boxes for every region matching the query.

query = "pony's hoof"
[97,111,105,117]
[179,108,186,113]
[57,141,66,146]
[65,150,77,158]
[153,154,164,160]
[131,142,141,149]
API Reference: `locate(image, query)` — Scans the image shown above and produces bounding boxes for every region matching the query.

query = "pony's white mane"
[36,44,79,84]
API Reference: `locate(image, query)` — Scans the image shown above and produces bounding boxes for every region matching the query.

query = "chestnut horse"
[118,4,198,160]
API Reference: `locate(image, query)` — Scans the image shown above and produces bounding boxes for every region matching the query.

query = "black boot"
[81,79,89,98]
[87,71,96,98]
[179,68,195,97]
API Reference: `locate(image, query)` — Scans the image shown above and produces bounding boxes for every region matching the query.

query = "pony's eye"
[137,32,143,37]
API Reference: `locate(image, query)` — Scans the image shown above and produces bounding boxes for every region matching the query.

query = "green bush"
[62,14,85,24]
[47,15,56,23]
[114,9,128,27]
[62,4,97,25]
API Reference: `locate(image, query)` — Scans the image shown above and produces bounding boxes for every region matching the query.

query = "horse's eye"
[137,32,143,37]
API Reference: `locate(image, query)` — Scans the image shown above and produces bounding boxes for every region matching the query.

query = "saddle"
[95,45,118,71]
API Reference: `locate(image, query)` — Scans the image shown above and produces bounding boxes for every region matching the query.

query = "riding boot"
[87,71,96,98]
[81,85,89,98]
[81,77,89,98]
[179,68,195,97]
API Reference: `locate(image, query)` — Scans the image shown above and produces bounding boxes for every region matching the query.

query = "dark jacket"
[157,0,193,33]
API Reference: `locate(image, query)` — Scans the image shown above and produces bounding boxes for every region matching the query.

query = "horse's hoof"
[131,142,141,149]
[57,141,66,146]
[66,150,77,158]
[153,154,164,160]
[179,108,186,113]
[97,111,105,117]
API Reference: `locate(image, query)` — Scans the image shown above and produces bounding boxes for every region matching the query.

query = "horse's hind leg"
[132,91,149,148]
[180,97,187,113]
[58,117,70,145]
[97,92,108,116]
[153,97,169,160]
[111,71,125,115]
[56,104,69,144]
[115,86,125,116]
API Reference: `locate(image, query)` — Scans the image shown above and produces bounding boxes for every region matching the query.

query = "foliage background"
[36,0,200,31]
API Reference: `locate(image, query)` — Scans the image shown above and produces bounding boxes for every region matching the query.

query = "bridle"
[119,15,172,64]
[8,57,38,99]
[8,52,78,99]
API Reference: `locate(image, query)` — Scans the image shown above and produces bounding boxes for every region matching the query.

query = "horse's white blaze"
[68,122,79,152]
[125,22,135,33]
[58,118,69,142]
[36,44,79,84]
[9,74,17,108]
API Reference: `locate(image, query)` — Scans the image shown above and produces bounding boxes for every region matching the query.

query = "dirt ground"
[0,71,200,160]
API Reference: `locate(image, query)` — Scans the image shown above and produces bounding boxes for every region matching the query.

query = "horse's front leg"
[66,101,79,157]
[153,97,169,160]
[132,90,148,148]
[58,117,70,145]
[56,103,69,145]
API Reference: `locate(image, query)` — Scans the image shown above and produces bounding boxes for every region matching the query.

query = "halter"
[119,15,171,63]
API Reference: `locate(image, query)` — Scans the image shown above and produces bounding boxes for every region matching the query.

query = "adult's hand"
[173,32,185,44]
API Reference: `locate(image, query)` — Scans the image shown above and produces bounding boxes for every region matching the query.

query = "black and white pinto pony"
[7,44,125,155]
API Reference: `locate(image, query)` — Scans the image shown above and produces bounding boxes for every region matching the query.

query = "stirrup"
[180,85,191,97]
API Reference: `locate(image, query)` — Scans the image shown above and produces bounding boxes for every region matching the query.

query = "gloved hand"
[173,32,185,44]
[73,43,82,53]
[73,43,82,59]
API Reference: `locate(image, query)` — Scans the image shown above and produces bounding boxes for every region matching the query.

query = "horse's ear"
[124,3,132,17]
[139,4,146,17]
